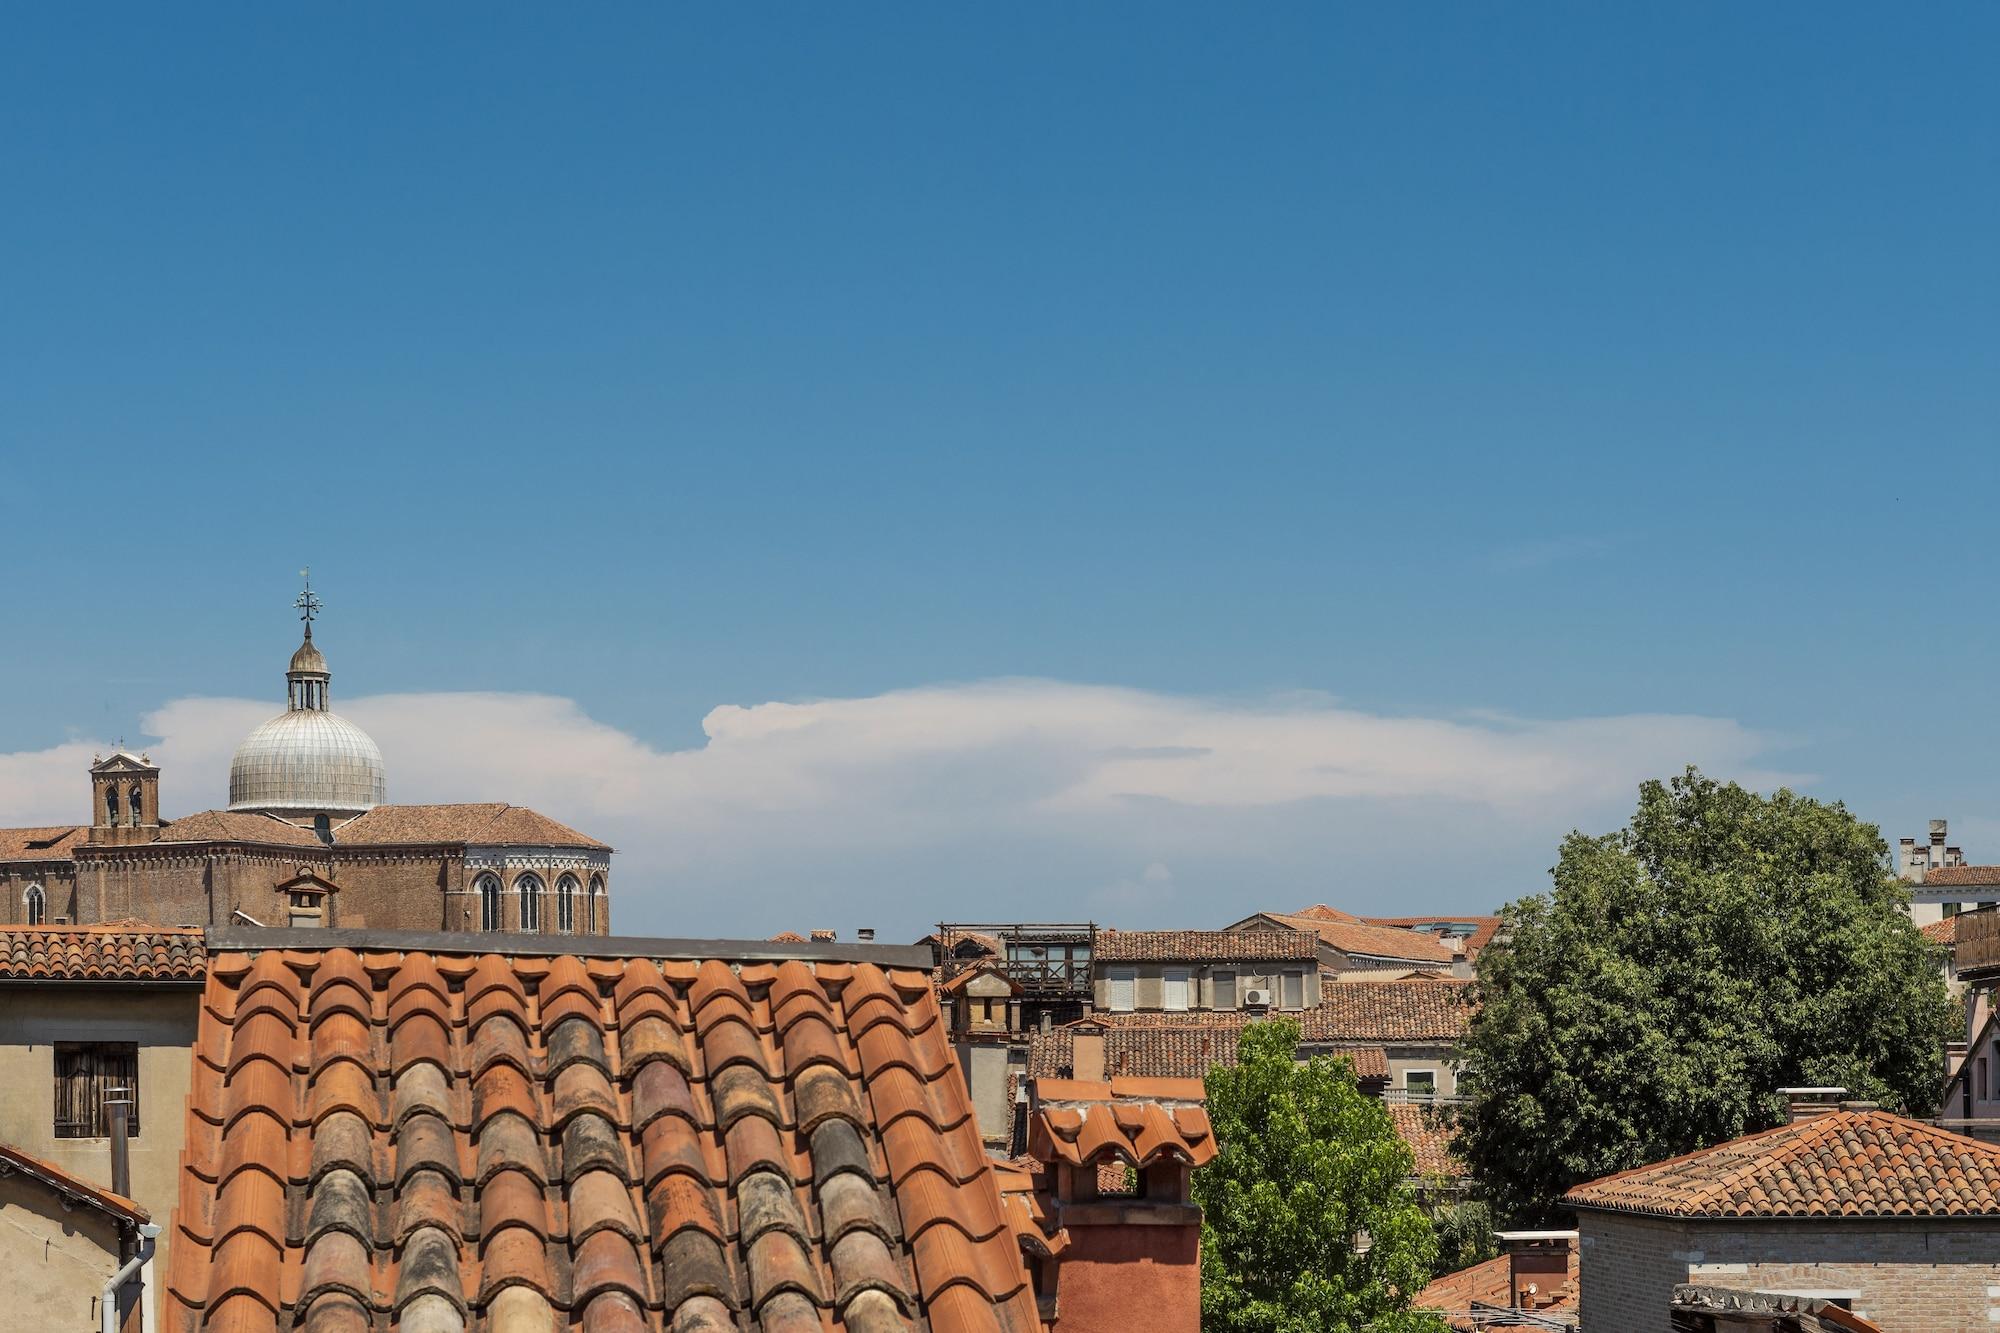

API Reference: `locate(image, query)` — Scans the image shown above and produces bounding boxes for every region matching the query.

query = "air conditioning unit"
[1243,988,1273,1009]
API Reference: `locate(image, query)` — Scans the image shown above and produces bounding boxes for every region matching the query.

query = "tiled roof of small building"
[1915,864,2000,887]
[1310,979,1474,1042]
[167,940,1041,1333]
[1415,1247,1576,1331]
[1026,1078,1217,1170]
[1922,915,1959,945]
[0,1143,151,1224]
[1263,912,1458,964]
[335,802,609,849]
[1362,915,1502,958]
[0,824,86,862]
[1095,929,1316,962]
[1387,1102,1464,1179]
[1562,1109,2000,1219]
[0,925,207,981]
[158,809,326,846]
[1026,1019,1389,1082]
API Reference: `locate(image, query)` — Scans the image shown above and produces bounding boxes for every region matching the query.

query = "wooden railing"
[1955,905,2000,979]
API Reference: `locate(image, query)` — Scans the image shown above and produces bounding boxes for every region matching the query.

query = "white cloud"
[0,681,1801,939]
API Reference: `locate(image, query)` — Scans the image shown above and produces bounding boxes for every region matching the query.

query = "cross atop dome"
[295,567,321,638]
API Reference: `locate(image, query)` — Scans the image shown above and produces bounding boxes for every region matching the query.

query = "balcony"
[1955,905,2000,981]
[933,922,1097,998]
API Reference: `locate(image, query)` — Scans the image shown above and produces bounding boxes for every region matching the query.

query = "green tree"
[1453,768,1959,1224]
[1197,1018,1450,1333]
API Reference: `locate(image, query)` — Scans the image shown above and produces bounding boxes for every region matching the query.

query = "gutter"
[103,1221,159,1333]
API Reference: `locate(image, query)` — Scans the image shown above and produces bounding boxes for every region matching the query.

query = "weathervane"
[295,567,321,634]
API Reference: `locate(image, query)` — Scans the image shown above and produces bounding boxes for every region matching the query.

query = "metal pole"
[105,1090,131,1201]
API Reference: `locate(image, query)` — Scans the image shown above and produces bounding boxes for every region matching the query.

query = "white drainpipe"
[103,1222,161,1333]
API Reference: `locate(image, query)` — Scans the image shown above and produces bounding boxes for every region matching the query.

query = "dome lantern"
[228,574,385,819]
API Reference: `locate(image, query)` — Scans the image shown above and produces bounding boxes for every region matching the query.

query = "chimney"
[1948,846,1964,868]
[1900,837,1921,882]
[809,929,836,943]
[856,928,875,942]
[106,1089,133,1199]
[1024,1077,1208,1333]
[1494,1231,1576,1311]
[1779,1087,1847,1123]
[1932,819,1949,868]
[1072,1030,1106,1083]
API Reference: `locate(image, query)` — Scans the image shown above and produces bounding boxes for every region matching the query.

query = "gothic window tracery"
[556,874,578,933]
[478,874,502,931]
[24,884,46,926]
[517,873,544,932]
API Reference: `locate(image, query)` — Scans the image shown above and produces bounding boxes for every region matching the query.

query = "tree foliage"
[1197,1019,1449,1333]
[1453,768,1958,1224]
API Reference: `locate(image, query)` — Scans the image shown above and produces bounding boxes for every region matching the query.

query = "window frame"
[516,873,544,932]
[1403,1068,1438,1099]
[23,883,46,926]
[1162,967,1192,1012]
[1281,969,1306,1010]
[53,1042,140,1139]
[556,873,579,934]
[1105,966,1137,1014]
[478,874,503,931]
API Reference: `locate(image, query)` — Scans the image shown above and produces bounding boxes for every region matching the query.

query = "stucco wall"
[1091,961,1319,1013]
[1384,1044,1459,1097]
[0,983,199,1320]
[1580,1210,2000,1331]
[0,1171,131,1333]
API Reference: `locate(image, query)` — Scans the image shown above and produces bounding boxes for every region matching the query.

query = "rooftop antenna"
[295,567,321,639]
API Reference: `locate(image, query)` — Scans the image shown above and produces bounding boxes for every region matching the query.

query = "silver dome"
[228,708,385,816]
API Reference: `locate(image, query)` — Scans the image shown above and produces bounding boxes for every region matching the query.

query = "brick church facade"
[0,608,611,935]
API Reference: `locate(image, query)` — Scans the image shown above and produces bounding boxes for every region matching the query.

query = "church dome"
[229,709,385,816]
[228,597,384,818]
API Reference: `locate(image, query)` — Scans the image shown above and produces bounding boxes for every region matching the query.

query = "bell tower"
[89,750,161,846]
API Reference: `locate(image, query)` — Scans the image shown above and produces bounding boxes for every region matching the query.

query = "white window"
[1106,967,1136,1013]
[1405,1069,1437,1098]
[1213,971,1237,1010]
[1162,968,1191,1012]
[1281,970,1305,1010]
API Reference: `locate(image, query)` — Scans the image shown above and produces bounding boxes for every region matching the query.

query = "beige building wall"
[1382,1043,1459,1097]
[1579,1211,2000,1331]
[1092,961,1321,1013]
[0,984,200,1306]
[0,1171,132,1333]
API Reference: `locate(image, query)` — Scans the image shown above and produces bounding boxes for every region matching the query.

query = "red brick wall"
[1054,1217,1201,1333]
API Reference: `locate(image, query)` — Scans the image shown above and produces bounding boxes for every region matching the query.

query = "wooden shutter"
[53,1043,139,1139]
[1107,968,1136,1013]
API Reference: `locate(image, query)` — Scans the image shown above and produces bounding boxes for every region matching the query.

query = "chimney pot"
[809,929,836,943]
[856,928,875,942]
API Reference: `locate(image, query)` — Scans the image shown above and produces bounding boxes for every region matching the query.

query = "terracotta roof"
[1026,1019,1388,1082]
[1026,1078,1217,1170]
[1286,903,1363,924]
[0,925,207,981]
[1387,1102,1464,1178]
[1307,979,1474,1042]
[1263,912,1458,964]
[1563,1109,2000,1219]
[0,1142,150,1224]
[0,824,85,862]
[767,931,808,944]
[167,941,1041,1333]
[1922,915,1959,945]
[1096,928,1316,963]
[1916,864,2000,887]
[1363,915,1502,958]
[157,809,325,846]
[1415,1247,1577,1331]
[335,802,609,849]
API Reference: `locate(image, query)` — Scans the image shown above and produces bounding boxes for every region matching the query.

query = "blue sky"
[2,6,1995,937]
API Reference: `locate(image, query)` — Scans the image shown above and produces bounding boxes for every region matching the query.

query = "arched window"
[588,874,606,934]
[105,788,119,826]
[24,884,46,926]
[556,874,578,933]
[478,874,502,931]
[128,785,143,827]
[517,873,543,932]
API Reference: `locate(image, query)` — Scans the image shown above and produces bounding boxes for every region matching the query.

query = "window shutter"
[1107,968,1136,1013]
[1163,968,1190,1012]
[1214,972,1237,1010]
[1281,970,1305,1010]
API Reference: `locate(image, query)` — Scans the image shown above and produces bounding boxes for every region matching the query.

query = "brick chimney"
[1023,1076,1211,1333]
[1494,1231,1577,1311]
[1778,1087,1847,1123]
